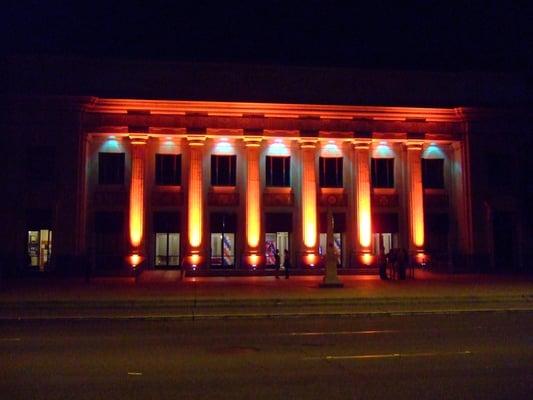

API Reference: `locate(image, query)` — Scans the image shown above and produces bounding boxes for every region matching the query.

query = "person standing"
[397,248,408,280]
[274,249,281,279]
[283,249,291,279]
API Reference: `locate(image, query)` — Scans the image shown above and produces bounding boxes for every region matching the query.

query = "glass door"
[373,233,399,255]
[265,232,289,266]
[319,233,342,266]
[210,233,235,268]
[155,232,180,268]
[27,229,52,271]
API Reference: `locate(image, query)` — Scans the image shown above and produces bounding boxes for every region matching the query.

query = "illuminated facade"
[2,57,530,274]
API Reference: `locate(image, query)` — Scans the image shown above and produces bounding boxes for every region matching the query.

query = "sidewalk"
[1,270,532,320]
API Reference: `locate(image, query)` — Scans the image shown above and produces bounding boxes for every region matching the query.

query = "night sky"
[2,1,532,71]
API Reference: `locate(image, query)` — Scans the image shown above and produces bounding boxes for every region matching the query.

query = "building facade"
[2,57,530,275]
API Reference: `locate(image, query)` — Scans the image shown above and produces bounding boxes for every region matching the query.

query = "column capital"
[299,138,319,148]
[451,141,462,151]
[128,134,149,145]
[243,136,263,147]
[405,140,424,150]
[187,135,207,146]
[352,139,372,149]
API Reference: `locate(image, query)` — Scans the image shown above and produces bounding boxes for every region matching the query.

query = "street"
[1,312,532,399]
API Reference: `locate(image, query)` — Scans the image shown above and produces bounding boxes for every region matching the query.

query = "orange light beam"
[245,139,261,249]
[188,139,204,249]
[407,142,425,249]
[301,142,317,249]
[129,140,146,249]
[355,142,372,249]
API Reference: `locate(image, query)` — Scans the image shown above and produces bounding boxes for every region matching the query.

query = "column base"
[320,258,344,288]
[318,281,344,289]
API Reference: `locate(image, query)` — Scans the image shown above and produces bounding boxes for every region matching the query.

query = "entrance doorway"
[210,213,237,268]
[372,233,398,255]
[153,212,181,269]
[265,212,293,268]
[319,233,342,266]
[27,229,52,271]
[319,212,346,267]
[155,233,180,267]
[265,232,289,266]
[372,213,399,255]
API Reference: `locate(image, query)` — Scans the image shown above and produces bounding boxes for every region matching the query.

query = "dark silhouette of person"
[283,249,291,279]
[274,249,281,279]
[387,248,397,280]
[378,239,387,280]
[397,248,408,280]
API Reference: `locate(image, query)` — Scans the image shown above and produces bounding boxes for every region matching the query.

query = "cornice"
[84,97,463,122]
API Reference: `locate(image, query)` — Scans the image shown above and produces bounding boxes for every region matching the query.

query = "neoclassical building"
[2,56,530,275]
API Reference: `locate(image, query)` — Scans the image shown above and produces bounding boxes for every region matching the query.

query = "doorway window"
[27,229,52,271]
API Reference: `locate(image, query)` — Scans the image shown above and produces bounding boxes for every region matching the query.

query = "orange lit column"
[300,140,318,254]
[245,137,262,259]
[406,141,425,252]
[187,137,205,260]
[129,135,147,255]
[354,140,372,254]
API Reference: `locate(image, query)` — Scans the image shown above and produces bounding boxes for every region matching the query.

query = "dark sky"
[3,0,532,71]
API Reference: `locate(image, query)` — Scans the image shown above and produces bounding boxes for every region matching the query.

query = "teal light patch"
[322,143,341,157]
[373,144,394,158]
[268,142,290,156]
[214,140,234,154]
[101,137,122,152]
[422,144,445,159]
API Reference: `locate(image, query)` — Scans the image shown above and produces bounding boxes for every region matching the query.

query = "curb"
[1,294,532,310]
[1,307,532,322]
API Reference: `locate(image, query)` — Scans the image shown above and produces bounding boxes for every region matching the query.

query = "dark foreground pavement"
[1,271,532,319]
[1,312,532,399]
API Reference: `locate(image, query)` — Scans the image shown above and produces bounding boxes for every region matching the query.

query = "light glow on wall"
[190,254,200,267]
[301,144,317,249]
[188,142,204,249]
[246,143,261,249]
[304,253,318,267]
[360,253,374,266]
[127,253,144,267]
[248,254,260,267]
[129,143,145,249]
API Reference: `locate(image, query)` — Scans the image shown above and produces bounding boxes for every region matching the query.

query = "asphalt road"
[1,312,532,399]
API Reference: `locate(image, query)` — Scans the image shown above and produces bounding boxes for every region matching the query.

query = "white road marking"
[304,350,472,360]
[0,338,21,342]
[127,372,143,376]
[287,329,398,336]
